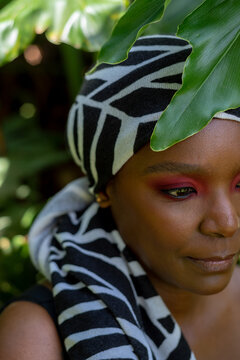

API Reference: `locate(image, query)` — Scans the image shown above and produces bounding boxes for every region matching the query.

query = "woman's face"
[106,119,240,295]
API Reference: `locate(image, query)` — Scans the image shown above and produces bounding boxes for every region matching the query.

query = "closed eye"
[161,187,197,199]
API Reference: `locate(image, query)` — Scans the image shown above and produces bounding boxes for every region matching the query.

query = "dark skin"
[0,119,240,359]
[0,298,64,360]
[104,119,240,359]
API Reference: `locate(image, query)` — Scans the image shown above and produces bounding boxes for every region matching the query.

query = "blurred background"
[0,37,94,307]
[0,0,203,308]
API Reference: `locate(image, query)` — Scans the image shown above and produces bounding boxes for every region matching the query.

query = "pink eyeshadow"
[147,176,206,193]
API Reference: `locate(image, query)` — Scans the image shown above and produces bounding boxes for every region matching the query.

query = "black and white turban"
[67,35,240,193]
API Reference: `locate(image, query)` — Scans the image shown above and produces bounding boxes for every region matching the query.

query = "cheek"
[112,185,199,255]
[138,191,199,242]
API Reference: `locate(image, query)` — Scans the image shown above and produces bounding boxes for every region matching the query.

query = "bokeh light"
[0,158,9,186]
[16,184,31,199]
[0,237,11,253]
[21,207,37,229]
[0,217,11,232]
[19,103,36,119]
[24,44,43,66]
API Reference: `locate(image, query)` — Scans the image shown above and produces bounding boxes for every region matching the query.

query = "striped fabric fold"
[39,190,196,360]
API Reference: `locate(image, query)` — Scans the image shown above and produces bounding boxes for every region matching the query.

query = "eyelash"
[161,186,197,199]
[161,182,240,200]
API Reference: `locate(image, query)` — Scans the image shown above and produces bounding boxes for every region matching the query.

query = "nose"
[199,192,240,238]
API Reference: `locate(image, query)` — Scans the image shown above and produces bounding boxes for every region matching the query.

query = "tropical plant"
[1,0,239,149]
[97,0,240,150]
[0,0,128,64]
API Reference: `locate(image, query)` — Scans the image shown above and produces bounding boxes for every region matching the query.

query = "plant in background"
[0,0,128,305]
[0,0,128,65]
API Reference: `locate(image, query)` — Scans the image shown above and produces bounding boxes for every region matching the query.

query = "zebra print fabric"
[51,201,196,360]
[67,35,240,194]
[30,178,196,360]
[28,35,240,359]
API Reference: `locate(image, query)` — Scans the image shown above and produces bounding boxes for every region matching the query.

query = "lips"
[187,253,237,273]
[191,254,235,261]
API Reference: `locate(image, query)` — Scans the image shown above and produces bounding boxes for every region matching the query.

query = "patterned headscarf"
[29,35,240,360]
[67,35,240,193]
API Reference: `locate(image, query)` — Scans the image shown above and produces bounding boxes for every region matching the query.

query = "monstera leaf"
[45,0,126,51]
[96,0,171,67]
[150,0,240,150]
[95,0,240,151]
[0,0,46,65]
[145,0,203,35]
[0,0,126,65]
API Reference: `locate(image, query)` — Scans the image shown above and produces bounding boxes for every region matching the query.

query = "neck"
[149,273,204,319]
[147,268,235,325]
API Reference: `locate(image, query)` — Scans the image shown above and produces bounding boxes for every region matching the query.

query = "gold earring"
[95,192,110,208]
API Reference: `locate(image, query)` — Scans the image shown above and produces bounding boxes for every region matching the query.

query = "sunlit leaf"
[96,0,171,68]
[0,0,126,65]
[151,0,240,150]
[0,0,46,65]
[45,0,126,51]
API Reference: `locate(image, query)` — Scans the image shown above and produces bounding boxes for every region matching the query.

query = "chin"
[188,271,234,296]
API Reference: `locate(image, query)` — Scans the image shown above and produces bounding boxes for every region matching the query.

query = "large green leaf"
[145,0,203,35]
[96,0,171,67]
[45,0,126,51]
[151,0,240,150]
[0,0,126,66]
[0,0,47,65]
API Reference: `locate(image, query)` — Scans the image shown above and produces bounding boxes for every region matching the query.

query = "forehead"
[119,119,240,177]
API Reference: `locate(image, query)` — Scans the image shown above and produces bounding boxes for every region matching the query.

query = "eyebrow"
[143,161,206,175]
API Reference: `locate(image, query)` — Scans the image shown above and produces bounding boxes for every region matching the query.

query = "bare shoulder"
[0,300,63,360]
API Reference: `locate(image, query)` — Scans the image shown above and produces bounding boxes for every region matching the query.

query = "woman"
[1,35,240,360]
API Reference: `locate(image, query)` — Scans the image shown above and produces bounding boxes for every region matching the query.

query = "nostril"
[199,210,239,238]
[211,233,225,238]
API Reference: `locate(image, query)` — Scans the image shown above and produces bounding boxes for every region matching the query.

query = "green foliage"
[151,0,240,150]
[0,0,48,65]
[92,0,240,151]
[0,236,37,308]
[0,112,71,306]
[0,0,127,65]
[145,0,203,35]
[44,0,126,51]
[1,116,69,205]
[96,0,170,68]
[0,34,88,302]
